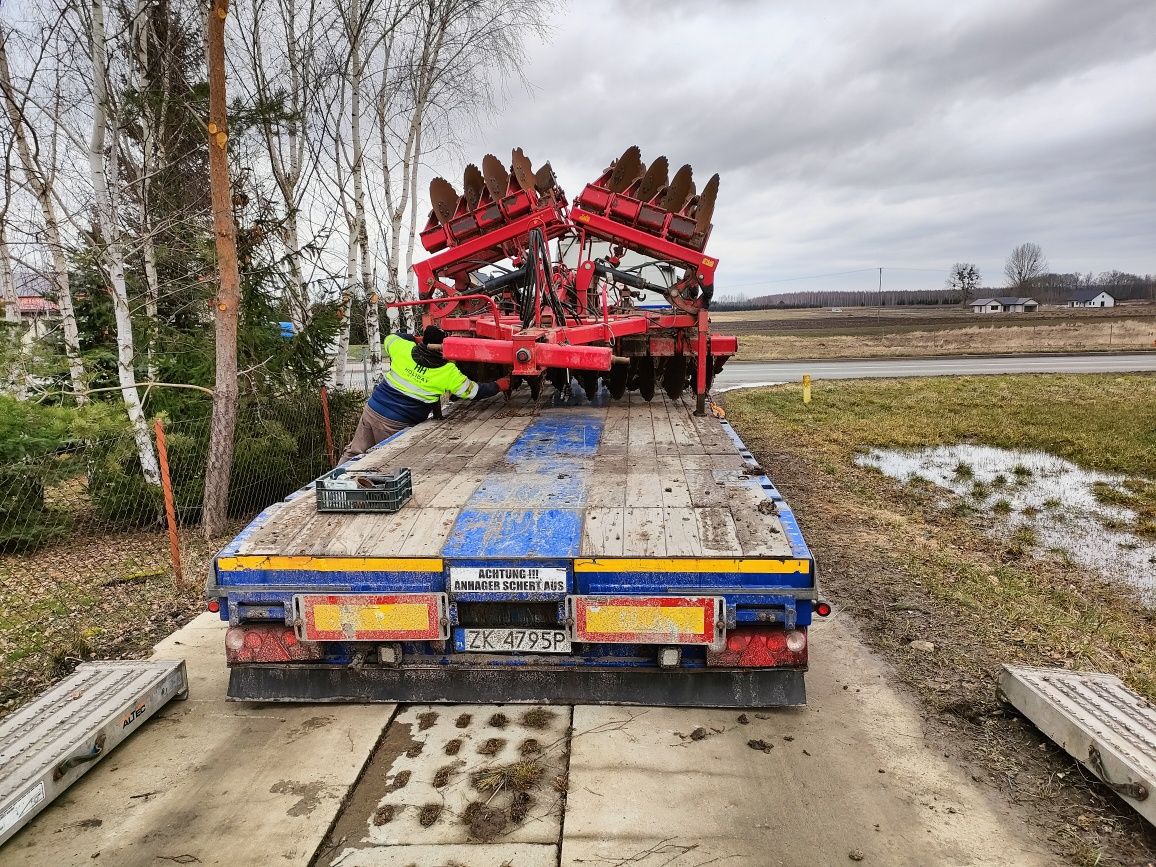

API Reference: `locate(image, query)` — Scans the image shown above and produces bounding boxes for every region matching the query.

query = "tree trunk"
[0,223,16,325]
[332,226,357,390]
[88,0,160,484]
[203,0,242,539]
[134,0,160,382]
[0,37,87,402]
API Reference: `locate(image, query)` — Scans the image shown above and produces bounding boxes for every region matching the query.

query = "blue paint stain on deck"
[443,413,604,557]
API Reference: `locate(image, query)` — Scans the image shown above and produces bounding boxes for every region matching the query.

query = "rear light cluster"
[224,624,325,666]
[707,626,808,668]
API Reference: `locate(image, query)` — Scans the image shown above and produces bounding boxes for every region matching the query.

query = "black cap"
[422,325,446,347]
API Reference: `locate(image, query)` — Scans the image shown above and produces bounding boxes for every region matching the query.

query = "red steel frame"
[407,165,736,412]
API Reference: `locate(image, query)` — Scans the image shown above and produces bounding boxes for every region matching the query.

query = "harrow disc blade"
[662,164,694,211]
[694,173,719,233]
[608,362,628,399]
[634,356,655,402]
[511,147,535,194]
[608,145,644,194]
[429,177,459,225]
[463,164,484,210]
[577,371,600,402]
[635,156,668,203]
[662,353,688,400]
[481,153,508,201]
[534,161,557,194]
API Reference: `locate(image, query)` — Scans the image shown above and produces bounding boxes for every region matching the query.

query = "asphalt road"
[343,353,1156,393]
[714,351,1156,389]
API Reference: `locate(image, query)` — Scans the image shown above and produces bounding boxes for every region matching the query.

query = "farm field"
[727,374,1156,866]
[712,303,1156,360]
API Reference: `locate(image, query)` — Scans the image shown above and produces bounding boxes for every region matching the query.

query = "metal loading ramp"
[0,660,188,847]
[999,665,1155,825]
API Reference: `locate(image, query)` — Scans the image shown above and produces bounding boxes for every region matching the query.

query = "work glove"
[494,376,512,393]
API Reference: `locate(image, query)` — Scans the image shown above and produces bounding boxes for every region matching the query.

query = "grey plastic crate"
[315,467,412,513]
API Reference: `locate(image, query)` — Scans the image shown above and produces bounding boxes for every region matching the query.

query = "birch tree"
[0,26,88,401]
[87,0,161,483]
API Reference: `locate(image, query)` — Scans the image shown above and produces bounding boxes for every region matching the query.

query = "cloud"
[439,0,1156,294]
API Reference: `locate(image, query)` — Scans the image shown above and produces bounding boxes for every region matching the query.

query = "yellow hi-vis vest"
[382,334,477,403]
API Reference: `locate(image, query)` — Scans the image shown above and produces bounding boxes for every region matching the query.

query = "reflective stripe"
[385,370,440,402]
[452,380,478,399]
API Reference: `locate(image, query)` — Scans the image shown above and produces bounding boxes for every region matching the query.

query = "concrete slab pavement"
[559,616,1058,867]
[2,614,392,867]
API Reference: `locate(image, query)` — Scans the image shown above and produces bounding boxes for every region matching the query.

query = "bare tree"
[0,25,88,401]
[946,262,981,302]
[86,0,162,482]
[203,0,243,538]
[1004,242,1047,289]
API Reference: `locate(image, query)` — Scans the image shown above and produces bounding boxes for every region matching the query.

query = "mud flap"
[227,664,806,708]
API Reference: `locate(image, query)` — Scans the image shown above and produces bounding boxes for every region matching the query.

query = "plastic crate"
[315,467,413,513]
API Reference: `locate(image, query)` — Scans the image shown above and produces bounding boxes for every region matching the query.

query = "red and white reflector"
[568,595,724,645]
[293,593,448,642]
[707,626,808,668]
[224,624,326,666]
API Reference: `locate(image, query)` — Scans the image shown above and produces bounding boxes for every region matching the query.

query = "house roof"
[1068,288,1112,302]
[970,297,1036,306]
[12,271,59,315]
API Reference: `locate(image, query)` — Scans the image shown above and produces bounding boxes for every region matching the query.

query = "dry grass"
[726,373,1156,865]
[0,524,238,716]
[735,318,1156,360]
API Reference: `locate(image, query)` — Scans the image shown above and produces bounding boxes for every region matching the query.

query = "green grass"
[728,374,1156,477]
[726,373,1156,703]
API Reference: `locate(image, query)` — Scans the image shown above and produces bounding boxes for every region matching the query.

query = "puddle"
[855,444,1156,601]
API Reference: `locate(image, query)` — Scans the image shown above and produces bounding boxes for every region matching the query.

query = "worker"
[341,325,509,461]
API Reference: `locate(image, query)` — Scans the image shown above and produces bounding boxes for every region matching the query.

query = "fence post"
[320,386,336,467]
[153,418,184,585]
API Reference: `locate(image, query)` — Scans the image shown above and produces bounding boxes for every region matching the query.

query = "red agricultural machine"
[405,146,736,414]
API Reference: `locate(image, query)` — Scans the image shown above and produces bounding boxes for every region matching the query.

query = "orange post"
[153,418,184,585]
[320,386,336,467]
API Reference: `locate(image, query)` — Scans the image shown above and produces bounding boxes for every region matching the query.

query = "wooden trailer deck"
[233,390,795,561]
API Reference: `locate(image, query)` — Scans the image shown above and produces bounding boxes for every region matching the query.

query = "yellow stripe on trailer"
[217,555,443,572]
[584,604,705,636]
[572,557,810,574]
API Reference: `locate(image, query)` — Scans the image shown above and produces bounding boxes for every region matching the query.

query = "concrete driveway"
[3,613,1057,866]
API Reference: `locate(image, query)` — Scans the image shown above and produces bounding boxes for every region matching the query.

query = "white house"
[1067,289,1115,308]
[969,296,1039,314]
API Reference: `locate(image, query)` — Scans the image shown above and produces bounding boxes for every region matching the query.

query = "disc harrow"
[403,147,736,413]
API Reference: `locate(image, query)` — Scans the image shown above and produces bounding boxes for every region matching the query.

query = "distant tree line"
[714,270,1155,311]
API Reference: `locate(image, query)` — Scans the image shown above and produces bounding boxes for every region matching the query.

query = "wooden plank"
[656,459,693,509]
[626,471,665,507]
[320,507,418,556]
[294,512,367,556]
[731,507,793,557]
[428,470,488,508]
[235,496,316,555]
[666,400,702,451]
[693,506,743,556]
[345,508,423,556]
[683,470,728,508]
[622,507,666,556]
[662,507,702,555]
[407,471,455,507]
[627,398,655,459]
[585,467,627,508]
[398,506,460,556]
[582,507,625,557]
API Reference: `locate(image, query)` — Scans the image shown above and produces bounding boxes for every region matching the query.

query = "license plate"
[461,628,571,654]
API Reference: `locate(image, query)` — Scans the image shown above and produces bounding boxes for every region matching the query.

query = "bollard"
[802,374,812,405]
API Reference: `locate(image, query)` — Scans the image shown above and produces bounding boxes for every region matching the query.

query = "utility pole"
[203,0,241,539]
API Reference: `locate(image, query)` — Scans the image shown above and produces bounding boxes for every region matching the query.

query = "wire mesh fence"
[0,387,365,715]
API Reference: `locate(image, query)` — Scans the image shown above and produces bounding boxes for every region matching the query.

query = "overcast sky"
[446,0,1156,297]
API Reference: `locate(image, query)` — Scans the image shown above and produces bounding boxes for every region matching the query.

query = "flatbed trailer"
[209,388,825,707]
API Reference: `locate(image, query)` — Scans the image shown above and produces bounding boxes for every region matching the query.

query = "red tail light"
[816,601,832,617]
[224,625,325,666]
[207,599,220,613]
[708,627,807,668]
